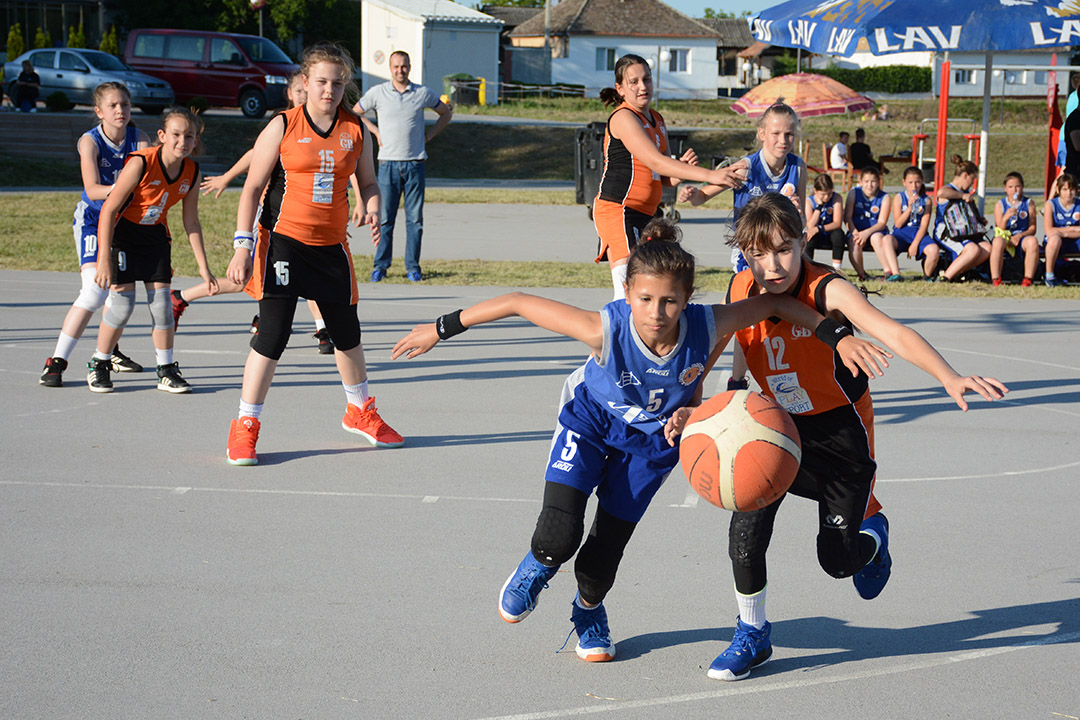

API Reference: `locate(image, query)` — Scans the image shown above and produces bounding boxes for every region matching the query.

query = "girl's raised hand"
[679,147,699,167]
[943,374,1008,412]
[836,336,892,378]
[663,406,695,447]
[392,324,440,359]
[200,174,230,198]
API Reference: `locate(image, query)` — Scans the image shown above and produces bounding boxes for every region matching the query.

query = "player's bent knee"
[729,507,775,568]
[102,290,136,329]
[817,530,862,579]
[74,283,108,312]
[531,506,584,567]
[250,328,290,360]
[146,288,171,330]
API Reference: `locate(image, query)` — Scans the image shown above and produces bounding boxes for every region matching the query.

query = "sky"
[664,0,762,20]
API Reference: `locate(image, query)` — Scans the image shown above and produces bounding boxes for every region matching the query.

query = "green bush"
[7,23,25,61]
[67,23,86,49]
[809,65,931,93]
[33,26,50,50]
[99,26,118,56]
[45,91,72,112]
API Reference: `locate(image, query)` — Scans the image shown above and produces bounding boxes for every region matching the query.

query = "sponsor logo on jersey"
[678,363,704,386]
[1019,211,1028,219]
[551,460,574,472]
[791,325,812,339]
[749,186,763,197]
[871,205,881,214]
[780,182,796,197]
[100,158,111,168]
[178,180,191,194]
[774,380,799,394]
[149,180,161,186]
[297,137,313,144]
[616,370,640,388]
[339,132,354,151]
[646,367,670,377]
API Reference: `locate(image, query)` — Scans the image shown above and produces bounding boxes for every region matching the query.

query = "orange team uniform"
[727,259,882,519]
[246,104,364,302]
[118,145,198,236]
[593,102,669,264]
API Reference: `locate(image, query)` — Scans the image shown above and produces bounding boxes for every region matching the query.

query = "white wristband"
[233,231,254,251]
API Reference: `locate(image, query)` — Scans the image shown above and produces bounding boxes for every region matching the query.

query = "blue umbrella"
[750,0,1080,206]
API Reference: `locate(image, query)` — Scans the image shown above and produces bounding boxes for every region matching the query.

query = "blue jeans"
[375,160,425,274]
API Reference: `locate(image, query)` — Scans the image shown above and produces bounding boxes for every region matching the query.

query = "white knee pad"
[73,266,108,312]
[146,288,172,330]
[103,290,136,330]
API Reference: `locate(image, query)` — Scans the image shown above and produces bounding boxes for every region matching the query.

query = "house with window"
[360,0,503,104]
[695,17,758,96]
[933,50,1068,98]
[480,4,547,85]
[507,0,721,100]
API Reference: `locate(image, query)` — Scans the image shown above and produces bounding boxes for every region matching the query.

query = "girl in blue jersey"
[1042,173,1080,286]
[876,166,936,281]
[934,156,992,283]
[990,172,1038,287]
[804,173,845,273]
[844,166,891,281]
[39,82,150,387]
[392,220,887,664]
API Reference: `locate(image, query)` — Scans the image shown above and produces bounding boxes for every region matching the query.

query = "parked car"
[123,29,296,118]
[4,48,174,114]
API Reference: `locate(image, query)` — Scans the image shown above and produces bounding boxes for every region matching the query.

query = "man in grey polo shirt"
[354,50,453,282]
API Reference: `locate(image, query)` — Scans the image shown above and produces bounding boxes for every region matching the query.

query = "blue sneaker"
[1045,277,1065,287]
[370,269,386,283]
[853,512,892,600]
[499,552,558,623]
[708,618,772,681]
[406,270,422,282]
[570,599,615,662]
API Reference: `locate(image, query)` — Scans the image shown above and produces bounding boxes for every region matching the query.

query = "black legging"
[807,228,847,263]
[251,296,361,360]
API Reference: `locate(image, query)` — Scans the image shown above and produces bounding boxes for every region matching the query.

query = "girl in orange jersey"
[87,106,217,394]
[223,44,402,466]
[593,54,745,300]
[705,193,1007,682]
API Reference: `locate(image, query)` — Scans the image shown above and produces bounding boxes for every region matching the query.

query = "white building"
[360,0,503,105]
[933,51,1068,98]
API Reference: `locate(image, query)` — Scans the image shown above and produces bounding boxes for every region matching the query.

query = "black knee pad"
[728,504,778,569]
[574,509,636,605]
[318,302,362,352]
[817,528,864,579]
[250,324,290,360]
[531,506,584,567]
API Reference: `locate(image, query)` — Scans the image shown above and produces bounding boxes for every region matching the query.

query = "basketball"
[680,390,801,512]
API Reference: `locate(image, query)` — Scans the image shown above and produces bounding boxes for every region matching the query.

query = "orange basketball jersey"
[595,102,668,214]
[260,105,365,247]
[727,260,869,416]
[118,145,199,235]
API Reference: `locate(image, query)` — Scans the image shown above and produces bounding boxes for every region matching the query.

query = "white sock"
[611,264,627,302]
[1046,271,1056,281]
[832,261,842,271]
[239,400,263,420]
[93,350,111,361]
[155,347,173,366]
[314,318,326,331]
[53,332,78,361]
[736,585,767,629]
[343,380,369,407]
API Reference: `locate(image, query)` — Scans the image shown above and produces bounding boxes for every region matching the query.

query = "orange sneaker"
[342,398,404,447]
[1020,277,1033,287]
[227,416,260,466]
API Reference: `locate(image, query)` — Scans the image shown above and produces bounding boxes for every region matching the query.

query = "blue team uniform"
[998,196,1032,236]
[546,300,717,522]
[809,191,839,234]
[1044,196,1080,255]
[730,151,803,272]
[72,125,141,265]
[850,186,886,232]
[892,191,934,258]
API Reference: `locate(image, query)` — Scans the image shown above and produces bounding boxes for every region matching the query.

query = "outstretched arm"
[393,292,604,360]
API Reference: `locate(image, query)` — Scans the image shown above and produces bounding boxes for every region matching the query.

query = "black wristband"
[436,309,466,340]
[815,317,853,350]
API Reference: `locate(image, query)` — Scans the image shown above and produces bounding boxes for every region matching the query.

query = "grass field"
[4,190,1076,299]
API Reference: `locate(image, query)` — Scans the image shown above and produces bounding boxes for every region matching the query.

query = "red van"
[123,29,297,118]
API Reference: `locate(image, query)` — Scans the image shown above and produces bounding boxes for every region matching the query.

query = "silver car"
[5,48,174,114]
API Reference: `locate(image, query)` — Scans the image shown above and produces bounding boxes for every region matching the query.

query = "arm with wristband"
[226,117,285,286]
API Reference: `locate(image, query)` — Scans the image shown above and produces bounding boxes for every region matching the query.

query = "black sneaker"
[156,362,192,394]
[86,358,113,393]
[313,328,334,355]
[110,345,143,373]
[727,376,750,392]
[40,356,67,387]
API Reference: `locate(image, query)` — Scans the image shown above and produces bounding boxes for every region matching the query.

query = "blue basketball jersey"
[896,191,929,228]
[79,124,141,215]
[809,192,839,230]
[573,301,717,435]
[997,196,1032,233]
[851,186,886,230]
[934,183,965,229]
[1049,196,1080,228]
[732,151,803,223]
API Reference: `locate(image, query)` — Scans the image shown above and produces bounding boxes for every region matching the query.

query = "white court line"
[473,631,1080,720]
[879,458,1080,483]
[937,346,1080,373]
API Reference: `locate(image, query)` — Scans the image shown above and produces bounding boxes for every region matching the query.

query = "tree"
[33,26,51,49]
[7,23,25,61]
[475,0,544,7]
[68,23,87,49]
[100,25,119,55]
[703,8,751,19]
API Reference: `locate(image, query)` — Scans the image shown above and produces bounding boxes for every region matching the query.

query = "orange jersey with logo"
[596,103,668,214]
[260,105,364,247]
[118,145,198,235]
[727,260,869,416]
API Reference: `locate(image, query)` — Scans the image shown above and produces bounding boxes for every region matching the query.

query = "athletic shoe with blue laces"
[498,551,558,623]
[570,599,616,662]
[708,618,772,681]
[853,512,892,600]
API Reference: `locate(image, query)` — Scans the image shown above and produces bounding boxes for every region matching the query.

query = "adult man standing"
[354,51,453,282]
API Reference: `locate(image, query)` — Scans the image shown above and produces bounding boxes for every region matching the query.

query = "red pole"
[1046,53,1063,200]
[935,60,950,194]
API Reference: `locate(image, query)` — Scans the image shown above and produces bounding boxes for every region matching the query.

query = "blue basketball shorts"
[892,226,936,260]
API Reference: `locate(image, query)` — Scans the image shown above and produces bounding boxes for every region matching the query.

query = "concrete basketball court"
[1,202,1079,719]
